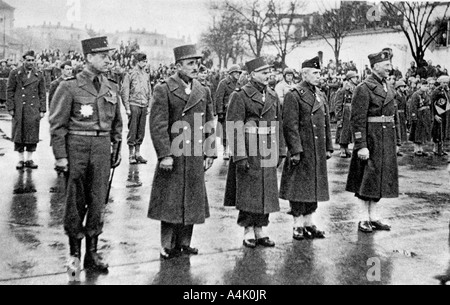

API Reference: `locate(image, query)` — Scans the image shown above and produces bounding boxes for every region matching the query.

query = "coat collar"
[77,69,111,97]
[167,74,203,113]
[242,82,276,116]
[364,75,395,106]
[19,66,40,87]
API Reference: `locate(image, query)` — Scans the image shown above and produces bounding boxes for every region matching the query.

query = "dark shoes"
[135,156,148,164]
[359,220,391,233]
[16,161,25,170]
[304,226,326,239]
[129,156,138,164]
[256,237,275,247]
[243,239,257,248]
[25,160,38,169]
[370,220,391,231]
[160,248,182,260]
[181,246,199,255]
[358,221,373,233]
[397,152,404,157]
[84,237,108,272]
[293,227,304,241]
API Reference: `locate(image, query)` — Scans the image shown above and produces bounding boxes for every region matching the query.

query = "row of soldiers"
[5,36,402,280]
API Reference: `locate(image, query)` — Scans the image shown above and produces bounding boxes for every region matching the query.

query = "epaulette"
[235,87,241,92]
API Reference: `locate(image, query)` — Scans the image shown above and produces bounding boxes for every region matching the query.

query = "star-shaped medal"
[80,105,94,118]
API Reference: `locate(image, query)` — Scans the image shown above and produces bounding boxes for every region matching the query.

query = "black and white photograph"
[0,0,450,289]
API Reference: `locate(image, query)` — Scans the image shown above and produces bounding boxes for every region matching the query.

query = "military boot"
[84,236,109,272]
[66,238,82,282]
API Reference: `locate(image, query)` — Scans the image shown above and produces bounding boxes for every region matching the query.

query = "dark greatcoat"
[224,82,286,214]
[148,74,216,225]
[431,86,450,143]
[346,74,400,200]
[409,91,432,144]
[279,81,334,203]
[6,66,46,144]
[394,91,408,143]
[335,86,354,145]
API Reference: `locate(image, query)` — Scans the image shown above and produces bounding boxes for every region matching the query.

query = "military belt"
[367,116,394,123]
[245,126,277,135]
[69,130,110,137]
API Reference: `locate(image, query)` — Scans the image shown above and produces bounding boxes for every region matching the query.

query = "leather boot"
[84,236,109,272]
[69,237,82,260]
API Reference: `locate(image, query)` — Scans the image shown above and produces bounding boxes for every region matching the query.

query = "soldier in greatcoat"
[148,45,216,260]
[224,57,286,248]
[6,50,46,170]
[48,61,73,109]
[409,79,432,156]
[335,71,359,158]
[394,80,408,156]
[215,65,242,160]
[345,50,399,233]
[279,56,333,241]
[431,75,450,156]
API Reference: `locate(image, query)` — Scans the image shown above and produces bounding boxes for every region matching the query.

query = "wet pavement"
[0,110,450,285]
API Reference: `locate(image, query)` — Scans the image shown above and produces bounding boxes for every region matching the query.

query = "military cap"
[345,71,358,80]
[81,36,115,55]
[283,68,294,76]
[437,75,450,83]
[368,50,392,66]
[23,50,35,59]
[302,56,321,69]
[134,52,147,62]
[245,57,272,73]
[0,59,7,64]
[427,77,436,84]
[395,80,407,89]
[382,47,393,59]
[228,64,242,74]
[60,60,72,69]
[173,44,202,62]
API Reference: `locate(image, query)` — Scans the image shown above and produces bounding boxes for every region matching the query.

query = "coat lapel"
[98,74,112,97]
[312,89,325,113]
[366,75,387,99]
[261,88,276,116]
[296,81,314,108]
[169,74,190,102]
[243,83,264,106]
[183,80,203,113]
[21,68,39,87]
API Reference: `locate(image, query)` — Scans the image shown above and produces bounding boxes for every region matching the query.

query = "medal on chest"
[185,84,192,95]
[80,105,94,118]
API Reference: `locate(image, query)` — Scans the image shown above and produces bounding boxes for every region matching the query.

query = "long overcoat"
[6,66,46,144]
[224,82,286,214]
[148,74,216,225]
[394,92,408,143]
[279,81,333,203]
[335,86,354,145]
[346,74,400,199]
[409,91,432,144]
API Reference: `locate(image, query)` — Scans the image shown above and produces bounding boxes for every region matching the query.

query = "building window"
[436,20,449,48]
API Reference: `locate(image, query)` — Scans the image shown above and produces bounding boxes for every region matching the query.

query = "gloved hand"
[160,157,174,171]
[55,158,69,173]
[358,148,370,161]
[290,154,301,166]
[235,159,250,171]
[435,115,443,124]
[204,157,214,172]
[111,143,122,168]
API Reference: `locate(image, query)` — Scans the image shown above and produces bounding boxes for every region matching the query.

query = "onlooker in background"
[275,68,294,106]
[49,61,73,109]
[409,79,432,156]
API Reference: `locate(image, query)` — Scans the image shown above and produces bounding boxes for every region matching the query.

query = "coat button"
[199,126,204,130]
[184,126,188,130]
[186,140,191,144]
[22,94,25,97]
[315,136,318,139]
[22,88,25,90]
[182,113,185,117]
[198,140,203,143]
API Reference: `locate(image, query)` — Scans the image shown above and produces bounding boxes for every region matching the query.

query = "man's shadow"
[152,256,202,285]
[434,229,450,285]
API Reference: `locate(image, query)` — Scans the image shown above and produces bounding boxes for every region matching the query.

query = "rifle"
[105,141,122,205]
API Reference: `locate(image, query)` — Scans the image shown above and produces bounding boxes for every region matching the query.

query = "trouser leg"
[161,222,177,250]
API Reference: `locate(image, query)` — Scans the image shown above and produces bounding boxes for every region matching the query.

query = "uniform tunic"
[409,91,432,144]
[335,86,354,145]
[346,74,400,200]
[49,69,123,238]
[279,81,333,203]
[394,91,408,143]
[431,86,450,143]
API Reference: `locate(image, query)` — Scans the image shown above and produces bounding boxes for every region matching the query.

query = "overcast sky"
[11,0,211,42]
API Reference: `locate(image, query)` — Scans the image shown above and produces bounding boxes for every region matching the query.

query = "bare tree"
[224,0,275,57]
[306,1,364,65]
[266,0,305,67]
[381,1,450,68]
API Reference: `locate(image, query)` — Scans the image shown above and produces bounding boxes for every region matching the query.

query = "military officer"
[394,80,408,156]
[224,57,286,248]
[346,50,399,233]
[48,61,73,109]
[6,50,46,170]
[431,75,450,156]
[148,44,216,260]
[409,79,432,156]
[335,71,359,158]
[49,37,123,272]
[215,64,243,160]
[280,56,333,241]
